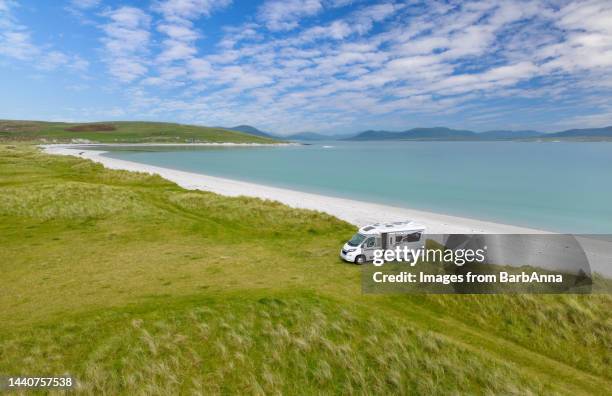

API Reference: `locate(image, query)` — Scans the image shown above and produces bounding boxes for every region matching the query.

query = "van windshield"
[347,233,367,247]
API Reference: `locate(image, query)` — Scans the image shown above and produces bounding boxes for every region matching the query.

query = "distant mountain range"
[549,126,612,138]
[285,131,357,141]
[345,126,612,141]
[477,130,544,139]
[223,124,612,142]
[346,127,545,141]
[348,127,475,141]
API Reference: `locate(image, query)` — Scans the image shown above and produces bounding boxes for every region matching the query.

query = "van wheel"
[355,255,366,264]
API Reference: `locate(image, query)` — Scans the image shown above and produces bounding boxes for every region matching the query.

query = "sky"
[1,0,611,135]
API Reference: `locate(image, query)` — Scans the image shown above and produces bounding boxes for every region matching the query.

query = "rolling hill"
[0,120,279,143]
[226,124,276,139]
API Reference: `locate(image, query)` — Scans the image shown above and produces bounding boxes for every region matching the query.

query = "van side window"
[406,232,421,242]
[365,238,375,248]
[396,235,404,243]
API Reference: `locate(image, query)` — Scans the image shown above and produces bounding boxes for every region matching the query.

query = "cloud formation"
[101,6,151,82]
[0,0,88,72]
[0,0,38,60]
[258,0,323,31]
[1,0,612,132]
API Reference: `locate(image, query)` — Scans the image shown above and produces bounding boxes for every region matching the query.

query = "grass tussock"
[415,293,612,379]
[0,182,150,220]
[0,296,553,395]
[168,192,341,236]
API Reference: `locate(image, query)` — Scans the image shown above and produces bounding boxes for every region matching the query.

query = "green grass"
[0,120,278,143]
[0,144,611,394]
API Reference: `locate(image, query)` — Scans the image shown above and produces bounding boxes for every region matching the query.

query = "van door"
[389,233,398,249]
[361,237,378,261]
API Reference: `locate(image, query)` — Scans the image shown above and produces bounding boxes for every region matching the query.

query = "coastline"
[41,144,544,234]
[52,142,300,147]
[40,144,612,276]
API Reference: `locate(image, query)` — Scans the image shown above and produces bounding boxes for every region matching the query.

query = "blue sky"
[1,0,611,135]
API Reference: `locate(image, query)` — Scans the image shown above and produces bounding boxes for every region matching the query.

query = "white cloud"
[539,0,612,73]
[430,61,540,95]
[157,23,199,41]
[37,50,69,70]
[154,0,232,71]
[293,2,401,44]
[65,0,101,24]
[36,52,90,72]
[101,6,151,82]
[0,1,88,75]
[158,38,197,63]
[258,0,323,31]
[0,0,13,14]
[0,1,38,60]
[0,30,38,59]
[155,0,232,20]
[556,107,612,129]
[187,58,212,79]
[350,2,401,34]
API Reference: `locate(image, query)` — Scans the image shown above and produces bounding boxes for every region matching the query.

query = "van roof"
[358,220,426,235]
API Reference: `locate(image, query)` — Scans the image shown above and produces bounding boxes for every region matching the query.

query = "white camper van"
[340,221,426,264]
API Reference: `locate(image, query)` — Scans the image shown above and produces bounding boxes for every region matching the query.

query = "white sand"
[41,144,543,234]
[40,144,612,276]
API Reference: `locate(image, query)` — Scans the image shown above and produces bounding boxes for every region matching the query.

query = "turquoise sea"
[102,141,612,233]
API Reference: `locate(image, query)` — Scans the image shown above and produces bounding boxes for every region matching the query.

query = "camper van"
[340,221,426,264]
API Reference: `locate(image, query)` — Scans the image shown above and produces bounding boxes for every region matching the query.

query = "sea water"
[102,141,612,233]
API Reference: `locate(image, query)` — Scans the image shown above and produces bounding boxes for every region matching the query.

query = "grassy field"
[0,120,277,143]
[0,144,611,394]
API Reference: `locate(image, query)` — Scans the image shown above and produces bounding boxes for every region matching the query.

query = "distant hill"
[345,130,399,140]
[478,130,544,140]
[226,125,276,139]
[0,120,279,144]
[285,131,357,141]
[346,126,612,141]
[5,119,611,143]
[548,126,612,138]
[347,127,477,141]
[285,132,329,141]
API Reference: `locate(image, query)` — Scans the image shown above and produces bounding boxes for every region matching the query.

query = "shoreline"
[48,142,300,147]
[40,144,612,276]
[41,144,544,234]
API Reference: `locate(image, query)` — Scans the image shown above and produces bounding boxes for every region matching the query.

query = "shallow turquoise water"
[103,141,612,233]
